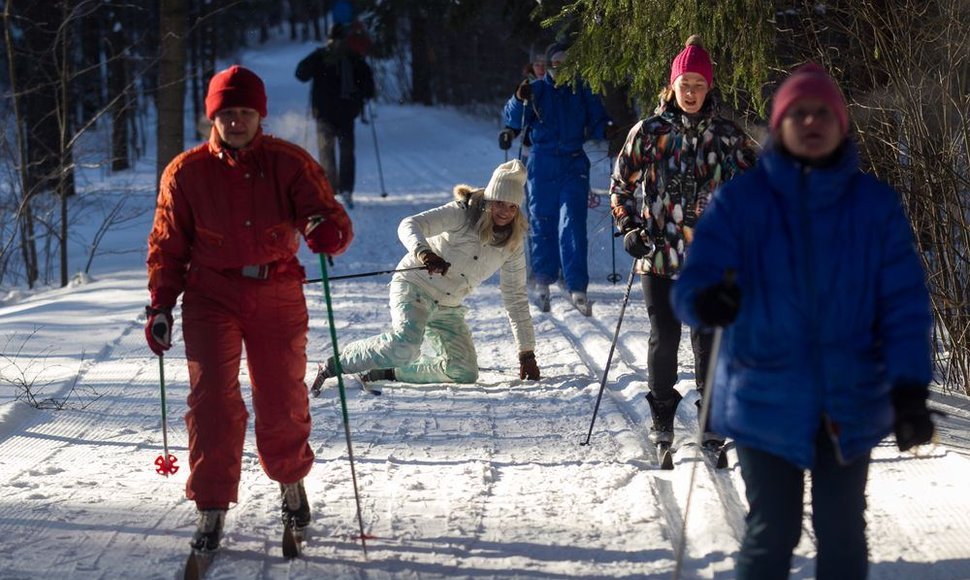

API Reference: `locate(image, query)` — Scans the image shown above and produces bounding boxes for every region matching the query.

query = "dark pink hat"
[669,35,713,87]
[769,63,849,135]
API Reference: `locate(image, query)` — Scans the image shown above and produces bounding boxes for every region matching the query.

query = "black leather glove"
[498,128,518,151]
[419,250,451,276]
[623,228,654,259]
[515,79,532,102]
[892,384,936,451]
[694,280,741,327]
[519,351,540,380]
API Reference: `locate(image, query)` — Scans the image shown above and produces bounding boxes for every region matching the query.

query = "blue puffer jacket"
[671,142,933,469]
[503,75,609,154]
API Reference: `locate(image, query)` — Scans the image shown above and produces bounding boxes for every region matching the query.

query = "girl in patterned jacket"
[315,159,541,386]
[609,35,757,446]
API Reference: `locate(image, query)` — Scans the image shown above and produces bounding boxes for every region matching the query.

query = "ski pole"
[673,269,735,579]
[580,261,637,446]
[154,354,179,476]
[608,213,620,284]
[303,265,427,285]
[367,100,388,198]
[317,254,375,554]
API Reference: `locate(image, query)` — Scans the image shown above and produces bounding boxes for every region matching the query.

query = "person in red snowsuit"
[145,65,353,551]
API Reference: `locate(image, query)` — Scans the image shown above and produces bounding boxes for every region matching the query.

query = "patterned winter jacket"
[671,143,933,469]
[395,187,535,352]
[147,127,352,308]
[610,96,757,277]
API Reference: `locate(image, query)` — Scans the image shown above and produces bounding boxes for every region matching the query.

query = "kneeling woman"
[317,159,541,386]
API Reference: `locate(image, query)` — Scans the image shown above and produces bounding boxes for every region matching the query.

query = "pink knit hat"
[205,65,268,120]
[769,63,849,136]
[669,35,713,87]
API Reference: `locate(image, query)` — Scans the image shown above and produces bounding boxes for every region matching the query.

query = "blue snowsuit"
[672,142,933,470]
[504,76,610,292]
[672,142,933,579]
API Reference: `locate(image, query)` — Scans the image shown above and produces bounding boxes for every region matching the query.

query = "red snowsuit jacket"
[147,127,352,306]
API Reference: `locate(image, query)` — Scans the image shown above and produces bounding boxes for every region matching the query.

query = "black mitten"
[892,384,936,452]
[694,281,741,327]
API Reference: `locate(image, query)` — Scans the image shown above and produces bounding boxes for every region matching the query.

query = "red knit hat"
[769,63,849,136]
[205,65,267,120]
[669,35,713,87]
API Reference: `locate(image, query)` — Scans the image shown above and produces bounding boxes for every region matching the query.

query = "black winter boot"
[695,398,725,445]
[190,509,226,552]
[646,391,683,444]
[280,480,311,530]
[362,368,395,382]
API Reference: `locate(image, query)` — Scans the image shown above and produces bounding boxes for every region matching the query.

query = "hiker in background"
[504,42,616,316]
[145,65,353,552]
[314,159,541,387]
[610,35,757,448]
[671,63,936,579]
[499,51,549,160]
[296,22,375,209]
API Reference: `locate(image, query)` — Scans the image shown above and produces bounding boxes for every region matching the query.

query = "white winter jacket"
[394,196,535,352]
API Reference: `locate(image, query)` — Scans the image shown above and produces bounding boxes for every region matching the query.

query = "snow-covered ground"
[2,38,970,580]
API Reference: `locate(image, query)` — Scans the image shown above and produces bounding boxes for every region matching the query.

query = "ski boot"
[694,399,726,445]
[309,358,336,397]
[647,391,682,470]
[280,480,311,530]
[534,283,551,312]
[647,391,682,445]
[280,480,310,558]
[571,291,592,317]
[189,509,226,552]
[340,190,354,209]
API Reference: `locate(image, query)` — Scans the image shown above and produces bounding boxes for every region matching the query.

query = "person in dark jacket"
[671,63,937,579]
[609,35,757,446]
[295,22,375,208]
[503,42,614,316]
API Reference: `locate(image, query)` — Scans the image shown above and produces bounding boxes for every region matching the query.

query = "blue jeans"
[735,427,871,580]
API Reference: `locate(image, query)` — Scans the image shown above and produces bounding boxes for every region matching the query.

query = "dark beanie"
[205,65,268,120]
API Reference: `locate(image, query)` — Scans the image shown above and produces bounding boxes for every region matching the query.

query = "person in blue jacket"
[671,63,938,579]
[503,42,614,315]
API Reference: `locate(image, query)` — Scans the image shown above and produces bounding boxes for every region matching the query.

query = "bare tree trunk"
[408,5,433,106]
[156,0,186,186]
[107,1,130,172]
[4,0,39,289]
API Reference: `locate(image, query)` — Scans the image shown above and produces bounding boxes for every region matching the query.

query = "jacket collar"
[761,139,860,209]
[207,126,265,168]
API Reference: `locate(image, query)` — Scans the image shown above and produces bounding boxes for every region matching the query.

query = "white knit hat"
[483,159,527,206]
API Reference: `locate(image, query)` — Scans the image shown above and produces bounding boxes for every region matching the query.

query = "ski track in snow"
[1,38,970,579]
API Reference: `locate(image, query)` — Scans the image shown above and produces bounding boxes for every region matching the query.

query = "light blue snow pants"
[338,279,479,383]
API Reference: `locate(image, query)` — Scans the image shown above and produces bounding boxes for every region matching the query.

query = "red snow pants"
[181,265,313,509]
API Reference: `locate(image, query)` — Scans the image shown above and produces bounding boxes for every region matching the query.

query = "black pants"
[641,274,712,400]
[735,428,871,580]
[316,117,356,195]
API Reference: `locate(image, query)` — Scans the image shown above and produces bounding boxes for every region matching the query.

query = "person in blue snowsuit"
[503,42,613,314]
[671,63,937,580]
